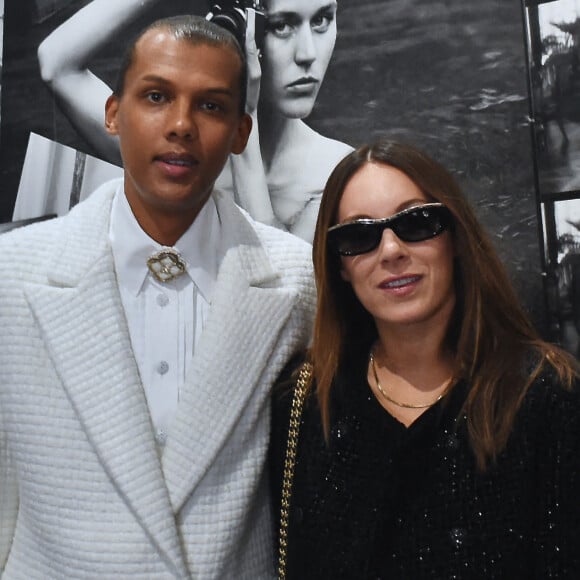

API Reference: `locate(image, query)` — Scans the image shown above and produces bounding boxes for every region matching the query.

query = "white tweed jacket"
[0,179,315,579]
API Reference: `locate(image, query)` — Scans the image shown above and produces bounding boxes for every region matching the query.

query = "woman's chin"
[276,95,317,120]
[283,105,315,120]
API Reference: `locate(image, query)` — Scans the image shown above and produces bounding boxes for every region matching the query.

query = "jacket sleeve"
[533,380,580,578]
[0,418,18,572]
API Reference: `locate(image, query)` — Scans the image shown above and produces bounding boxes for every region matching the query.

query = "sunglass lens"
[330,222,380,256]
[394,207,447,242]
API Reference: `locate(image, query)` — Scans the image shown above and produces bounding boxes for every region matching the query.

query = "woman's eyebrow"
[316,2,338,15]
[268,2,337,21]
[267,11,299,23]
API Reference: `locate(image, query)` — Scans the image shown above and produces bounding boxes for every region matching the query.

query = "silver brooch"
[147,249,186,283]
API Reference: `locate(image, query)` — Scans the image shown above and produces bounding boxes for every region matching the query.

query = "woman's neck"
[375,320,454,381]
[257,104,302,169]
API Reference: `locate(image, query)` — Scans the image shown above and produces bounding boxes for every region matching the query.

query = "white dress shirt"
[109,186,222,449]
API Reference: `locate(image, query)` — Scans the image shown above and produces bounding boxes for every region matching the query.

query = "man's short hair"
[113,15,247,116]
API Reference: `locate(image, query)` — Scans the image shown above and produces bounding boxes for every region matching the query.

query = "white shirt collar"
[109,184,222,301]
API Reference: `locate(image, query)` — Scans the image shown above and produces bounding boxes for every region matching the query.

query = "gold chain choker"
[369,349,450,409]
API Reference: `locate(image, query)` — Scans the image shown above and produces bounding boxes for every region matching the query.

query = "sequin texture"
[270,354,580,579]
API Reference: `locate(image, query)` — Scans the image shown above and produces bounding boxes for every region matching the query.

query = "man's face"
[105,29,251,227]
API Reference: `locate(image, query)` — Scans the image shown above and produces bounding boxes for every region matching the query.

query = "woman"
[37,0,351,241]
[270,140,580,579]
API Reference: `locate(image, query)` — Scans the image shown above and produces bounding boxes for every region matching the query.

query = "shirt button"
[155,429,167,446]
[157,361,169,375]
[156,293,169,307]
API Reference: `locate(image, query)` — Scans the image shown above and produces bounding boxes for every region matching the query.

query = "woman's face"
[337,162,456,336]
[261,0,337,118]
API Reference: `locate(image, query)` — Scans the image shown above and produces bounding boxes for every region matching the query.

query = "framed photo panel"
[524,0,580,199]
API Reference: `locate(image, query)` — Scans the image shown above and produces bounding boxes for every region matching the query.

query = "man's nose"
[166,100,197,139]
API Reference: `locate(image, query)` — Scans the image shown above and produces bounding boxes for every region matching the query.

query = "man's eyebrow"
[139,74,170,84]
[135,74,175,88]
[204,88,237,98]
[138,75,236,97]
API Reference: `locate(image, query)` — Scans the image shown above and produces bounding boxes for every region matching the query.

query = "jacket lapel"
[162,192,299,512]
[23,182,189,578]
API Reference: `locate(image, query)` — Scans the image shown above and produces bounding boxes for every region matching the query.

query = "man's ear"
[104,94,120,135]
[231,113,252,155]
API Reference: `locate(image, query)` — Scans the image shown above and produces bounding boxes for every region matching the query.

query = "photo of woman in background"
[271,140,580,578]
[37,0,352,241]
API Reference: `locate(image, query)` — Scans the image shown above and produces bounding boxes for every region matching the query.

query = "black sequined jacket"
[270,351,580,579]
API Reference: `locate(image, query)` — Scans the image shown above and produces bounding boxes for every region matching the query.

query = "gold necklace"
[369,350,450,410]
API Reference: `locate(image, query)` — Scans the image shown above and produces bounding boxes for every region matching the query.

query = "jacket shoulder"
[254,220,312,261]
[515,370,580,450]
[0,179,118,282]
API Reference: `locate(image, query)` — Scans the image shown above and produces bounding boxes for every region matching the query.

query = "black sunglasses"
[327,203,453,256]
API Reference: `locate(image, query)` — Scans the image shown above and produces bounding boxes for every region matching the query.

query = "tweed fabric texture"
[0,179,315,579]
[271,351,580,579]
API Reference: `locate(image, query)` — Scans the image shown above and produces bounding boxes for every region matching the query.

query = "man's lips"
[379,275,421,290]
[156,152,197,166]
[155,153,198,177]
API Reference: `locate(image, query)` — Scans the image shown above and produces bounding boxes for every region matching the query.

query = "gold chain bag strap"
[277,361,313,579]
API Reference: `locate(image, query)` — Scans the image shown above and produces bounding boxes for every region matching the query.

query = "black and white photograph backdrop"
[525,0,580,198]
[1,0,577,347]
[541,196,580,354]
[0,0,4,128]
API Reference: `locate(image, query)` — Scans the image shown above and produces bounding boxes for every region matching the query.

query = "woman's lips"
[379,275,421,293]
[286,77,319,94]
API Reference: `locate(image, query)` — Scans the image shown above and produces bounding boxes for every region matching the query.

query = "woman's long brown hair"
[310,140,577,470]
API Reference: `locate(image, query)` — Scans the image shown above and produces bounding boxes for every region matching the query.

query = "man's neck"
[125,196,208,247]
[136,214,196,246]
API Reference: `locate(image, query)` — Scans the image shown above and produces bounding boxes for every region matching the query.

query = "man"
[0,16,315,579]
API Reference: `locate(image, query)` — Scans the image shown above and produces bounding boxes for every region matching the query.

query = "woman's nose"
[377,228,409,261]
[294,26,316,67]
